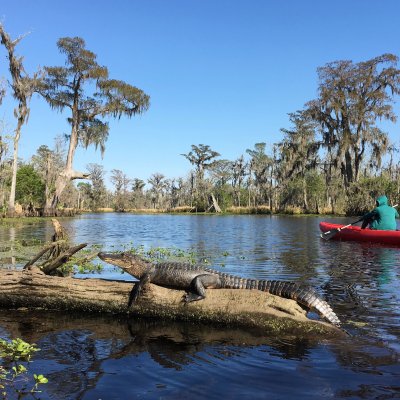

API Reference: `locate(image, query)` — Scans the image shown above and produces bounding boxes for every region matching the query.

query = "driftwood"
[47,218,69,259]
[22,218,87,275]
[40,243,88,274]
[0,267,343,337]
[22,240,65,269]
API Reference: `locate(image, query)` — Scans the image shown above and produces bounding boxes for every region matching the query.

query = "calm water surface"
[0,213,399,399]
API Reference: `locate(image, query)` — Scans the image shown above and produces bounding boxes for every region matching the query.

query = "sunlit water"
[1,213,399,399]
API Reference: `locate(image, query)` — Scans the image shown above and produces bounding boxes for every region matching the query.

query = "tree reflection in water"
[0,309,399,399]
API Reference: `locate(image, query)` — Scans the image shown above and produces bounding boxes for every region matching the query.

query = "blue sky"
[1,0,400,188]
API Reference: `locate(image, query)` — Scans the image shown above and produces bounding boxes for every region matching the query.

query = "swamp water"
[0,213,399,399]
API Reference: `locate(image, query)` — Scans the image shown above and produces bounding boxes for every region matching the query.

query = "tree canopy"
[37,36,150,214]
[306,53,400,189]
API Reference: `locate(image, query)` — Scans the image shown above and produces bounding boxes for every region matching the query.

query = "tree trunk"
[42,118,90,216]
[344,149,353,187]
[315,199,320,215]
[303,181,308,211]
[0,268,342,336]
[209,193,222,213]
[43,171,90,216]
[7,127,21,217]
[43,174,67,215]
[1,26,30,218]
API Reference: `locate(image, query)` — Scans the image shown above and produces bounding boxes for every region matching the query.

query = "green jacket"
[363,195,399,230]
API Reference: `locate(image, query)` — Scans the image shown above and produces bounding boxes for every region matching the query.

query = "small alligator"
[98,252,341,327]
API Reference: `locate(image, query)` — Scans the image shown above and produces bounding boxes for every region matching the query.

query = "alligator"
[98,252,341,327]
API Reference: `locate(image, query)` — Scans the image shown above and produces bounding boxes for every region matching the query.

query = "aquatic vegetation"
[0,338,48,398]
[61,245,105,275]
[117,243,232,268]
[122,244,199,264]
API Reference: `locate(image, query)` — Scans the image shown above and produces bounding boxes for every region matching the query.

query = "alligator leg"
[183,274,219,303]
[128,273,151,307]
[183,292,204,302]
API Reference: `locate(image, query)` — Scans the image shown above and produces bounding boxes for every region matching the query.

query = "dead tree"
[23,218,87,275]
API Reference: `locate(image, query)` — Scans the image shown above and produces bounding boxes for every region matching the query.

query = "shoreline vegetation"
[0,205,349,220]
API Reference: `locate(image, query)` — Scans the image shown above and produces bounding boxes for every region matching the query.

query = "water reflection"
[1,309,399,400]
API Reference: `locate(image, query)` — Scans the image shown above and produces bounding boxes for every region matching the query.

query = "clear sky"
[1,0,400,188]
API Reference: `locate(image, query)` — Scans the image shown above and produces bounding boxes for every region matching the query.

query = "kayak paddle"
[320,203,399,240]
[320,217,365,240]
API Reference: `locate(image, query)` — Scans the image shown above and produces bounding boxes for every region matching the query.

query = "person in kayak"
[361,195,399,230]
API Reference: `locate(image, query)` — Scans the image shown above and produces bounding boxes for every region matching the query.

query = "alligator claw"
[182,292,204,303]
[182,293,190,303]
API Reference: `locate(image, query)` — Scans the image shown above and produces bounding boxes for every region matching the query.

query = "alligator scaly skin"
[218,272,341,327]
[98,252,341,327]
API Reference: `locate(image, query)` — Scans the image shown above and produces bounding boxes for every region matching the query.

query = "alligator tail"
[263,280,341,327]
[220,276,341,327]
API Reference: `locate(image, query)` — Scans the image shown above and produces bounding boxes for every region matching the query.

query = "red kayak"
[319,222,400,245]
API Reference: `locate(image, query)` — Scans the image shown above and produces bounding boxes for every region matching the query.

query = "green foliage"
[15,165,45,206]
[97,79,150,118]
[60,245,104,275]
[304,171,325,212]
[86,164,107,210]
[306,54,400,189]
[31,143,64,201]
[0,338,48,398]
[0,338,38,361]
[345,175,400,215]
[305,172,324,198]
[214,184,234,210]
[280,177,303,208]
[122,244,198,264]
[40,36,150,153]
[182,144,221,181]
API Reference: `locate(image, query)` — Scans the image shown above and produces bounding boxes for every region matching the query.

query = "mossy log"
[0,267,343,337]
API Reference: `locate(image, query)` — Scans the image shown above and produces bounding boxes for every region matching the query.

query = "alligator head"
[98,252,152,279]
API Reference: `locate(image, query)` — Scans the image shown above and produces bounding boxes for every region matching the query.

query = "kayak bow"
[319,222,400,245]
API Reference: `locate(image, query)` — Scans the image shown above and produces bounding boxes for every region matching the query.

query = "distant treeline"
[0,22,399,216]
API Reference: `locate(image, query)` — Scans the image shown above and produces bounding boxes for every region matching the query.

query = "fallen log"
[0,268,343,337]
